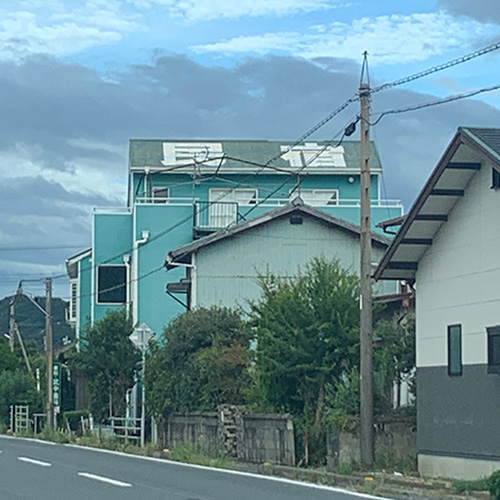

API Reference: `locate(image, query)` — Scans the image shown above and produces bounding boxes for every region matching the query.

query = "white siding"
[416,163,500,367]
[194,215,392,309]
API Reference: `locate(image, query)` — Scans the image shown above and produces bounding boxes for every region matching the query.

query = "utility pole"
[359,53,374,465]
[45,278,54,429]
[8,298,15,352]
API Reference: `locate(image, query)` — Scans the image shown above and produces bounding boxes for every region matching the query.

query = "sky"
[1,0,500,299]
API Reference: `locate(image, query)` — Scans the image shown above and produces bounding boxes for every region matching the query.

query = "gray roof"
[374,127,500,281]
[129,138,383,174]
[166,198,391,269]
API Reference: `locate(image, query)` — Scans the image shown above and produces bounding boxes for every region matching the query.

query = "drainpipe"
[123,254,131,317]
[132,230,149,323]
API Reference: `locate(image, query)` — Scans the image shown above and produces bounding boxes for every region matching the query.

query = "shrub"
[489,470,500,500]
[63,410,89,432]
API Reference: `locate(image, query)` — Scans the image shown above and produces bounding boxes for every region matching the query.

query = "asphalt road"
[0,435,381,500]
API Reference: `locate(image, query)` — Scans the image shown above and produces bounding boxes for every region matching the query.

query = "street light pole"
[45,278,54,429]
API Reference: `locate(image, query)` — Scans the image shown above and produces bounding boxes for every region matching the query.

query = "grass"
[164,444,235,469]
[451,477,490,494]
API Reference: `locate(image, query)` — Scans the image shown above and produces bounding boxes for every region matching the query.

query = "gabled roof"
[129,139,383,175]
[166,198,391,269]
[374,127,500,281]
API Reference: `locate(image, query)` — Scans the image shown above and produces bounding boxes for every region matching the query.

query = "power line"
[371,83,500,126]
[372,39,500,94]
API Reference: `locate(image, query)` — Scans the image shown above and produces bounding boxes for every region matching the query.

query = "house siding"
[416,160,500,476]
[194,214,393,309]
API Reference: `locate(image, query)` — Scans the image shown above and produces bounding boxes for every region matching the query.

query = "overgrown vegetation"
[70,309,140,422]
[146,306,252,418]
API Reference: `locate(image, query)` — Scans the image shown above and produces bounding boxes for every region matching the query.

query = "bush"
[489,470,500,500]
[63,410,89,432]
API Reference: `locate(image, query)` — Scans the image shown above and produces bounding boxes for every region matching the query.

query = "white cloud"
[125,0,337,22]
[192,12,500,64]
[0,142,126,202]
[0,3,138,61]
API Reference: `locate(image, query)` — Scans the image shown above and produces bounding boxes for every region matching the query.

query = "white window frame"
[291,189,339,206]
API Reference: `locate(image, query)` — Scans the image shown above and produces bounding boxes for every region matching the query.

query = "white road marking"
[67,445,388,500]
[78,472,132,488]
[18,456,52,467]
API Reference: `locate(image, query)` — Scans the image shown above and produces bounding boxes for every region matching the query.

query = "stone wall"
[161,406,295,466]
[327,421,416,469]
[237,413,295,466]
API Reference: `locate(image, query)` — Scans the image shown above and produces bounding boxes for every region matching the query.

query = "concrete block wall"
[162,407,295,466]
[327,421,416,469]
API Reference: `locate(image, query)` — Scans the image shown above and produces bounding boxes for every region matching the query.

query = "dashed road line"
[78,472,132,488]
[18,456,52,467]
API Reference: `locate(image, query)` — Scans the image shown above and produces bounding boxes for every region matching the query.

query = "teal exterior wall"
[92,212,133,323]
[70,139,403,339]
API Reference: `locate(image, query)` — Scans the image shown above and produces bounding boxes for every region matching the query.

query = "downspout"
[132,230,149,323]
[123,254,131,317]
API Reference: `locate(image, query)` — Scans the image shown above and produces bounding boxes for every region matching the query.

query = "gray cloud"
[437,0,500,24]
[1,52,500,298]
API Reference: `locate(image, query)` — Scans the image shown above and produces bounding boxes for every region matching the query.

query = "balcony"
[193,201,246,238]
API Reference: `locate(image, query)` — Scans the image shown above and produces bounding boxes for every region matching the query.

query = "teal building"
[66,139,403,341]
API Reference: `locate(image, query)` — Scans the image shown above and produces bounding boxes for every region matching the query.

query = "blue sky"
[1,0,500,298]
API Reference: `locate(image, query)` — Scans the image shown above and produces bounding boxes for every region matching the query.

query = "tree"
[374,312,415,409]
[0,338,42,425]
[74,309,140,422]
[0,339,20,373]
[146,306,252,419]
[249,256,360,464]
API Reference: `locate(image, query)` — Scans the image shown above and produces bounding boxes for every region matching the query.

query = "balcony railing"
[194,201,244,232]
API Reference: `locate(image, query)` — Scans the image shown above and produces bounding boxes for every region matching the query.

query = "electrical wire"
[242,117,358,219]
[372,39,500,94]
[371,83,500,126]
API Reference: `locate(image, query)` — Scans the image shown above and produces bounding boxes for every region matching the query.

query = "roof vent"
[290,215,303,225]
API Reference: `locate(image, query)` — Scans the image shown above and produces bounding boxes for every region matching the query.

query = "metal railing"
[194,201,243,230]
[110,416,142,441]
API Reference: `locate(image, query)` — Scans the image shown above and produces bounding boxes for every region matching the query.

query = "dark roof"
[129,139,383,173]
[374,127,500,281]
[166,198,391,268]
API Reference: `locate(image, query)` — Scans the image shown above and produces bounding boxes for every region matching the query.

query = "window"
[292,189,338,206]
[487,326,500,373]
[97,265,127,304]
[69,281,77,321]
[447,324,462,376]
[492,168,500,189]
[152,186,169,203]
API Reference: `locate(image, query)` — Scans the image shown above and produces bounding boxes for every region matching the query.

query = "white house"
[375,127,500,480]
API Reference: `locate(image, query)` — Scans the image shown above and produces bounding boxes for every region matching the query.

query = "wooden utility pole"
[8,298,15,352]
[359,76,374,464]
[45,278,54,429]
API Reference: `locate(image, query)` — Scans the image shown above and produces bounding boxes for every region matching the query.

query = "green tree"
[249,256,360,464]
[374,312,415,409]
[0,370,41,425]
[146,306,252,419]
[75,309,140,422]
[0,339,20,373]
